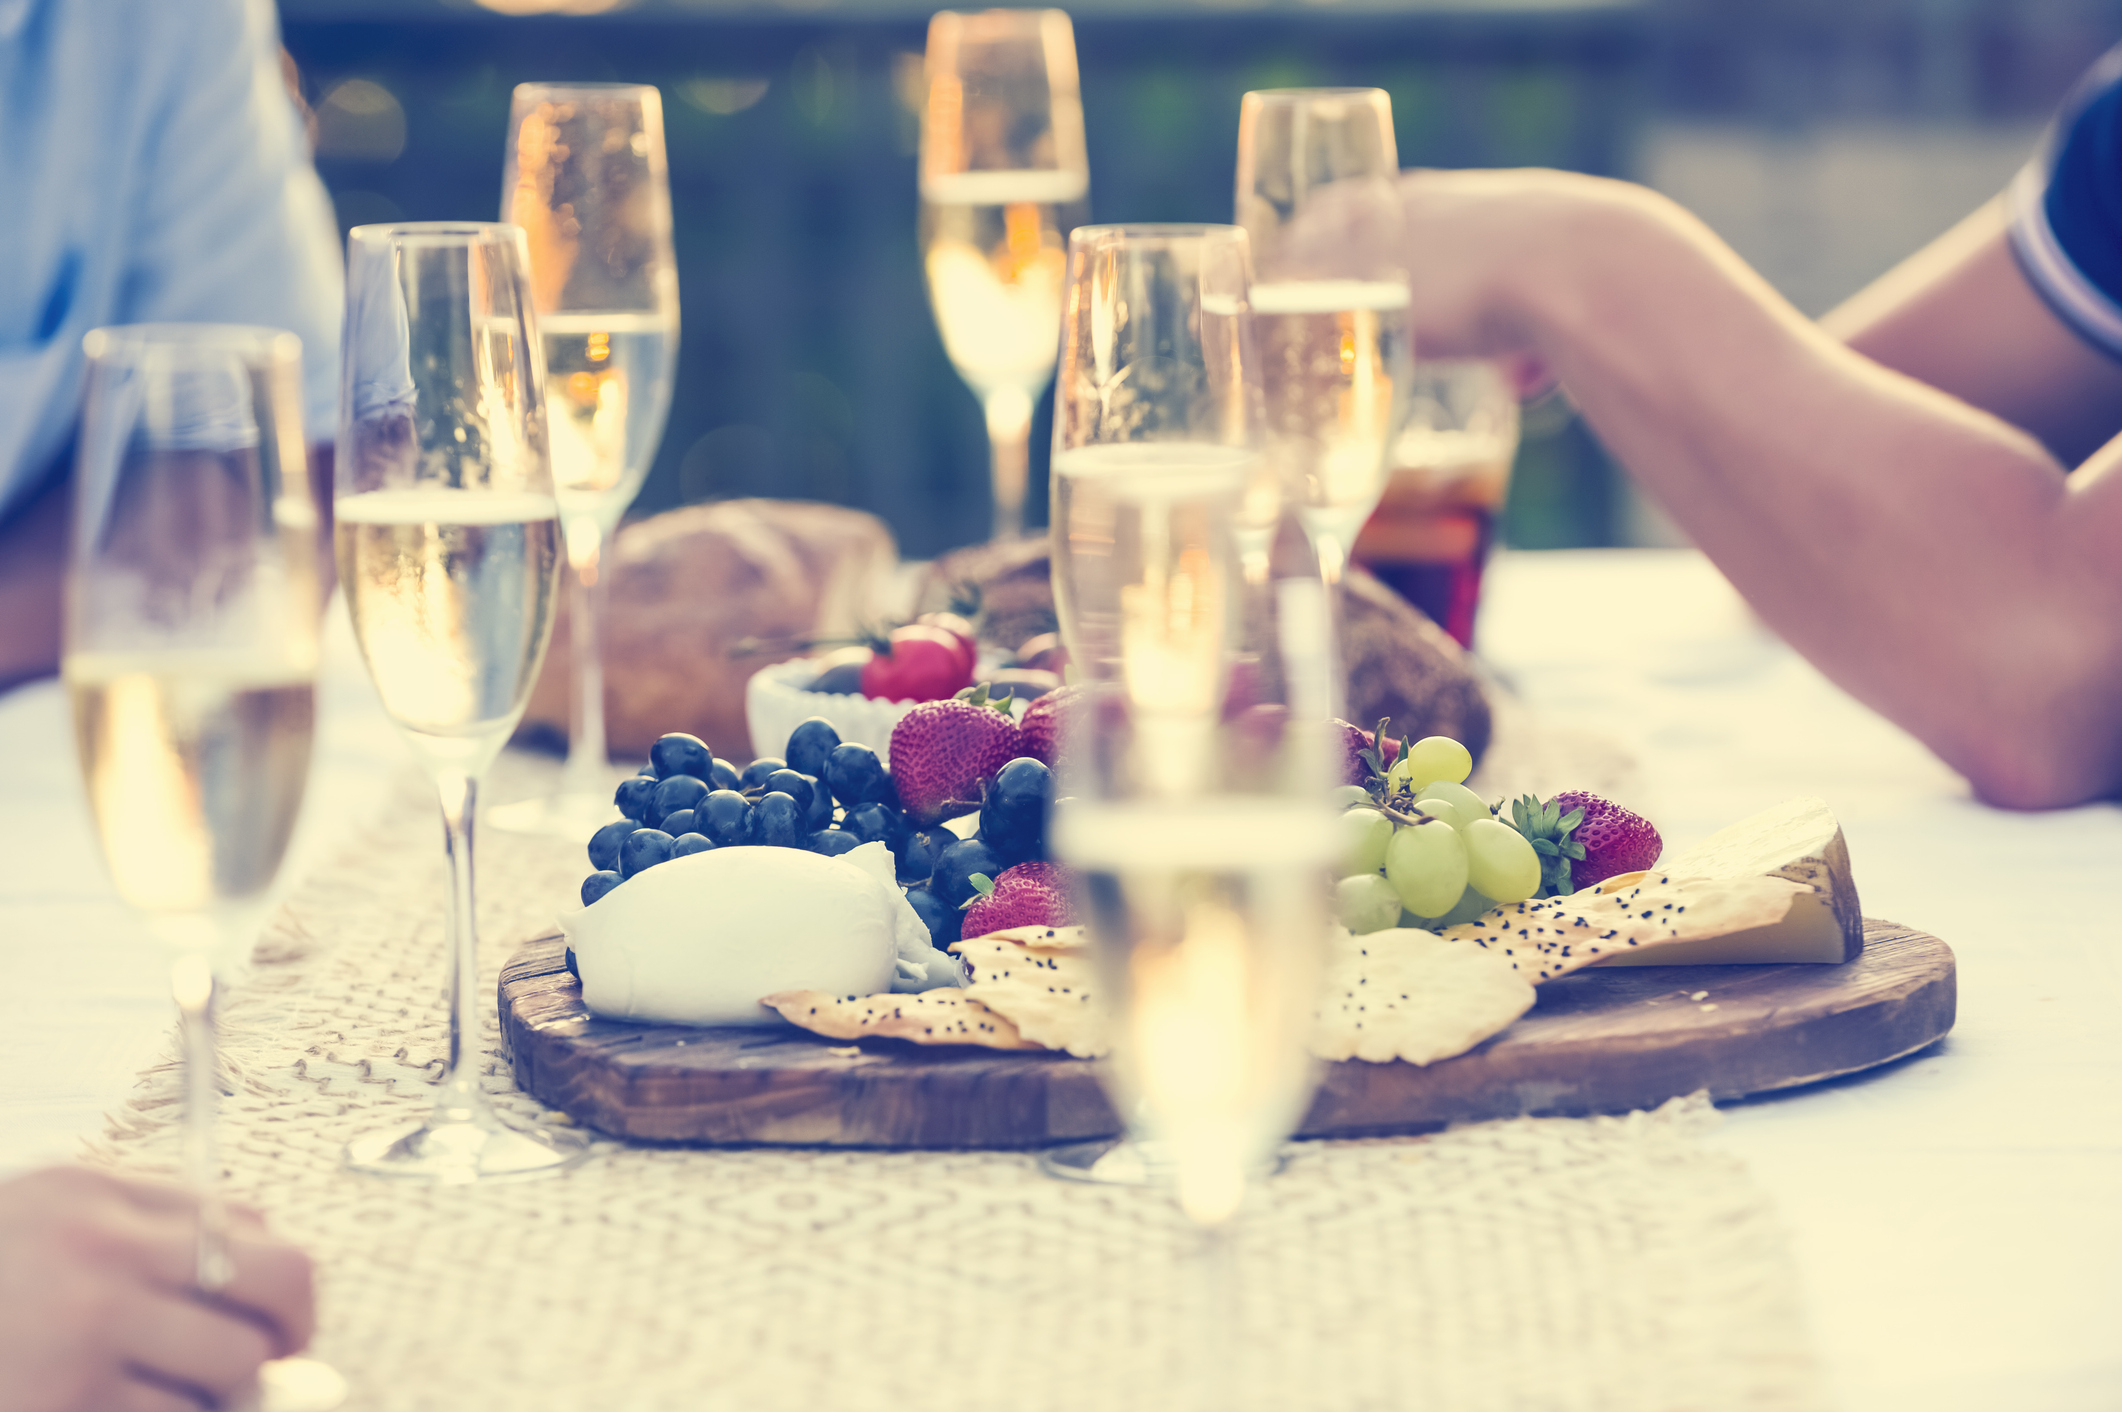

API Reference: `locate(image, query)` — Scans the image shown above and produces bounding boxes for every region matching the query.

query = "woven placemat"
[88,754,1824,1412]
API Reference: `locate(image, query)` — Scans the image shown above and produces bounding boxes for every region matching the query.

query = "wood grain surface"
[498,919,1954,1148]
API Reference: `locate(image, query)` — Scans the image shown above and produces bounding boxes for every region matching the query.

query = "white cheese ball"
[559,842,927,1027]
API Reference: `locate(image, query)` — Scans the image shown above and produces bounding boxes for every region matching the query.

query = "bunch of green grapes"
[1332,735,1542,934]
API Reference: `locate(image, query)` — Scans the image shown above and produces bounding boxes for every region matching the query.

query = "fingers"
[115,1193,318,1357]
[107,1377,214,1412]
[116,1285,274,1408]
[214,1227,316,1356]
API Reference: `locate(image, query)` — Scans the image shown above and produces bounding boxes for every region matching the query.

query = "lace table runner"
[88,758,1824,1412]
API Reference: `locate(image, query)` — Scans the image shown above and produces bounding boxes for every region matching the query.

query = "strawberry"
[1510,789,1662,895]
[1016,683,1084,769]
[960,860,1075,939]
[1336,718,1404,788]
[889,689,1023,825]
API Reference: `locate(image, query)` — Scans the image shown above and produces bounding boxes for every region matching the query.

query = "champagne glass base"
[1037,1138,1288,1187]
[238,1356,349,1412]
[486,789,618,840]
[343,1108,589,1184]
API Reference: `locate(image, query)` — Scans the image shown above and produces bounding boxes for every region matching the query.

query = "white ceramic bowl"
[745,658,919,769]
[744,656,1025,771]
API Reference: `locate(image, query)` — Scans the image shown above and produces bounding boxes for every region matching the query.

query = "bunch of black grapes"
[576,718,1051,954]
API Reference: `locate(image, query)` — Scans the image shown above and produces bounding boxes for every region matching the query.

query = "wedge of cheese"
[1593,795,1862,967]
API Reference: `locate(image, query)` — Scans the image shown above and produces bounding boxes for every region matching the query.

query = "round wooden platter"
[498,919,1954,1149]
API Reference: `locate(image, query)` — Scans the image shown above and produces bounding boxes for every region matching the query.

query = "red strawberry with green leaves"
[1510,789,1662,895]
[889,686,1023,826]
[960,860,1075,938]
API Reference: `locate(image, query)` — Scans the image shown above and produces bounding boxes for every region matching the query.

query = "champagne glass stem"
[434,767,492,1123]
[985,386,1035,540]
[1306,526,1350,720]
[171,950,233,1290]
[561,516,611,799]
[1192,1220,1240,1412]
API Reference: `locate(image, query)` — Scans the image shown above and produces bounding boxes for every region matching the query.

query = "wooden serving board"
[498,919,1953,1148]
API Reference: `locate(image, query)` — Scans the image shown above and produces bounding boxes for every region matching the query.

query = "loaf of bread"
[920,537,1492,763]
[518,499,897,762]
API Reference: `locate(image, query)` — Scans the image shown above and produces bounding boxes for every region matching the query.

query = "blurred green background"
[279,0,2120,558]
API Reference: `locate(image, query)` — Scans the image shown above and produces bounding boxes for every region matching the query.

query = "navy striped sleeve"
[2010,44,2122,362]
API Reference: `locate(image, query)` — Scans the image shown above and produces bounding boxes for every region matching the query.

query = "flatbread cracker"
[1310,927,1535,1065]
[971,924,1090,954]
[952,933,1109,1057]
[1441,870,1807,981]
[762,988,1042,1051]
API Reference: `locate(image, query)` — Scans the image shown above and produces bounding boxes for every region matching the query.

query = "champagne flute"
[335,223,587,1182]
[1044,225,1338,1224]
[1235,88,1411,703]
[920,7,1089,540]
[65,324,346,1410]
[490,83,680,837]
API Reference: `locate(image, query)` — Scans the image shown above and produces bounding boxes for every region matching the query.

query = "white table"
[2,549,2116,1411]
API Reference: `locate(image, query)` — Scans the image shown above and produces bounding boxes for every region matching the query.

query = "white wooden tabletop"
[1,547,2114,1411]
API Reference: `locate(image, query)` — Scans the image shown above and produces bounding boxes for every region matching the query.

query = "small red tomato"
[861,625,974,702]
[916,612,979,675]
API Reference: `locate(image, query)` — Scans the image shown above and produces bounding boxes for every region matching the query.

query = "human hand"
[1284,164,1644,375]
[0,1166,314,1412]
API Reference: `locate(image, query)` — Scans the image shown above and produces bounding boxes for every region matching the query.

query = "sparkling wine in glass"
[920,7,1089,541]
[1044,225,1339,1225]
[335,223,586,1183]
[65,324,346,1409]
[490,83,679,838]
[1235,89,1411,700]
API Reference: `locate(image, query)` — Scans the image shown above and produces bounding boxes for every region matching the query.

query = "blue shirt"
[0,0,342,525]
[2010,44,2122,362]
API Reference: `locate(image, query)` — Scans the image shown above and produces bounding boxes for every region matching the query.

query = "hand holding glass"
[65,324,345,1409]
[336,223,585,1182]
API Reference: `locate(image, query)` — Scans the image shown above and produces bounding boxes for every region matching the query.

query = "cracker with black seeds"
[951,933,1109,1057]
[1310,927,1535,1065]
[1441,871,1806,981]
[762,988,1041,1050]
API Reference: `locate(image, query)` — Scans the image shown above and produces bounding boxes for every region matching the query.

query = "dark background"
[279,0,2122,559]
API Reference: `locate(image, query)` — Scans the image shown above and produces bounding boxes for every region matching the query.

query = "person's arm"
[1821,196,2122,467]
[1388,167,2122,808]
[0,1166,313,1412]
[0,6,343,691]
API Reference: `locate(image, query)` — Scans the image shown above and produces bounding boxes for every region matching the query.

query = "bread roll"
[920,538,1491,762]
[518,498,897,761]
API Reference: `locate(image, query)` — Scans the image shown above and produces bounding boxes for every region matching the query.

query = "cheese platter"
[505,701,1954,1148]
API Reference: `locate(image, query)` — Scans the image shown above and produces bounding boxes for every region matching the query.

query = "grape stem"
[1371,801,1446,829]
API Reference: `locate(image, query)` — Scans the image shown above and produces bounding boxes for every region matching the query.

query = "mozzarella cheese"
[558,841,951,1027]
[1593,795,1862,967]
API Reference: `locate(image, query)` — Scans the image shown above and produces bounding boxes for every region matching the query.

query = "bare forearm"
[1504,183,2121,804]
